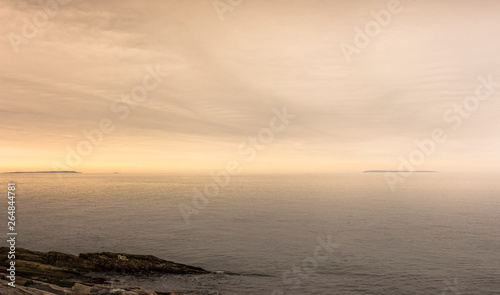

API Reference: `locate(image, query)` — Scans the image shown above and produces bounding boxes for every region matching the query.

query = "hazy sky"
[2,0,500,173]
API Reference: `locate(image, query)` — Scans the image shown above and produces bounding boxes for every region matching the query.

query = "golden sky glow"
[1,0,500,173]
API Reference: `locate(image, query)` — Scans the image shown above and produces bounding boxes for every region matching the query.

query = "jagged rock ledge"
[0,247,209,295]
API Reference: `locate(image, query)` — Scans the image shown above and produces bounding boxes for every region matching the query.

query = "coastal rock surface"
[0,274,185,295]
[0,247,208,295]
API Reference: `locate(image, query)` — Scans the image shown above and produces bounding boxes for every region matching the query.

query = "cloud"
[2,0,500,172]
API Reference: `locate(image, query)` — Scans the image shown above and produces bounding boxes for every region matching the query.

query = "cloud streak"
[2,0,500,172]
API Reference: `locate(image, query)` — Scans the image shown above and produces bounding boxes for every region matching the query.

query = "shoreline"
[0,247,209,295]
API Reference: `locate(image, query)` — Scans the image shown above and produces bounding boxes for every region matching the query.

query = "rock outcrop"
[0,247,208,295]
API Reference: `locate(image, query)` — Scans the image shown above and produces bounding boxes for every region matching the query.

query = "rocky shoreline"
[0,247,209,295]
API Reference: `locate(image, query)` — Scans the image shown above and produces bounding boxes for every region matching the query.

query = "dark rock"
[0,247,207,277]
[77,252,207,274]
[0,247,206,295]
[16,277,33,286]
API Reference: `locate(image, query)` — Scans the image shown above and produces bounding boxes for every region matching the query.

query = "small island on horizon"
[363,170,437,173]
[2,170,81,174]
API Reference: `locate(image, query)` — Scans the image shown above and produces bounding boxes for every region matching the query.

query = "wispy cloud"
[2,0,500,172]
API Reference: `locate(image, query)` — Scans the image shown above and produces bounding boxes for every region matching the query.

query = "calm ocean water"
[1,173,499,294]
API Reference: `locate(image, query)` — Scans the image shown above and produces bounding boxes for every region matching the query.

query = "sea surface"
[1,172,499,294]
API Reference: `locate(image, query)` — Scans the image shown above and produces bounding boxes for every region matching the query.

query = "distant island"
[3,171,81,174]
[363,170,436,173]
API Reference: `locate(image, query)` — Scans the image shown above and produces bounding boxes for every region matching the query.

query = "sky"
[1,0,500,173]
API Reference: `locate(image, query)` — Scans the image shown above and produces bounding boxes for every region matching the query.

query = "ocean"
[1,172,499,294]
